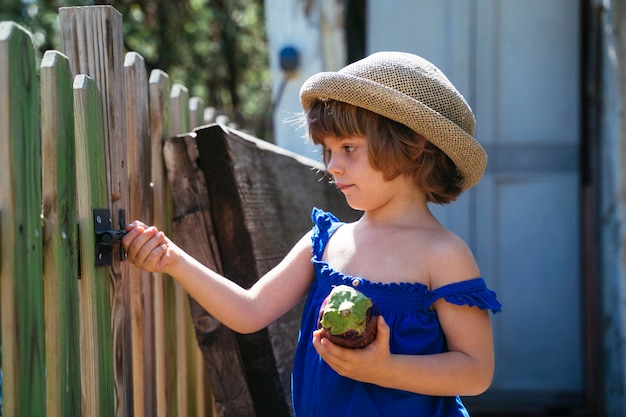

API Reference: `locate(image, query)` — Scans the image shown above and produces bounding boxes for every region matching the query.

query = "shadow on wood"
[163,124,360,417]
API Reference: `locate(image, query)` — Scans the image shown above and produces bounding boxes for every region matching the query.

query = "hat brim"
[300,72,487,190]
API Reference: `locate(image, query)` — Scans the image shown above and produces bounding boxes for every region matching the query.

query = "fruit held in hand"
[318,285,378,349]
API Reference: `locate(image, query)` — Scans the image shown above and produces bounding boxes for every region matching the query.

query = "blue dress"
[291,208,502,417]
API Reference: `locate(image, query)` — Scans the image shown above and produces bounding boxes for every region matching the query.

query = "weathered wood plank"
[0,20,46,417]
[148,68,172,417]
[59,7,130,415]
[125,51,154,417]
[163,132,216,417]
[41,49,82,417]
[164,134,252,417]
[73,74,115,417]
[197,126,300,417]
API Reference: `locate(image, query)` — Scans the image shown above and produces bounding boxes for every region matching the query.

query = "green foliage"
[0,0,273,140]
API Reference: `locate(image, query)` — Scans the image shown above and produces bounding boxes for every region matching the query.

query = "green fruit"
[318,285,378,349]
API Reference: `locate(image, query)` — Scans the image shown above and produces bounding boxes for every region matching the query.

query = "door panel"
[476,0,580,144]
[474,0,582,396]
[482,175,582,391]
[368,0,582,410]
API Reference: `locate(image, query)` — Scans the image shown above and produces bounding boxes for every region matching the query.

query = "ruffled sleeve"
[310,208,342,259]
[429,278,502,314]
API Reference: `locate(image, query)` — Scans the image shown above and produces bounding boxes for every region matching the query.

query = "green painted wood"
[73,74,115,417]
[41,49,82,417]
[0,21,45,417]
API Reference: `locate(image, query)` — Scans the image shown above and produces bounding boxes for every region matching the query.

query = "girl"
[123,51,501,416]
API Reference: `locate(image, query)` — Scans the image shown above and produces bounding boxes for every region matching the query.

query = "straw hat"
[300,51,487,190]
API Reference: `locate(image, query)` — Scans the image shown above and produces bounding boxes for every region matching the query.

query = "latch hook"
[94,208,127,267]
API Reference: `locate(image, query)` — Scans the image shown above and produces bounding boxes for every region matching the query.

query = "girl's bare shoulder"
[425,227,481,289]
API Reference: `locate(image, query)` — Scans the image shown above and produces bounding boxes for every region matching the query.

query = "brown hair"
[305,99,464,204]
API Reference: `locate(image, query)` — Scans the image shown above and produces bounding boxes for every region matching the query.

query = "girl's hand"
[312,316,393,385]
[122,221,180,274]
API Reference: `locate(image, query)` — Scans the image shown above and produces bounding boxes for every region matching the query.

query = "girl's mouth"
[334,182,352,192]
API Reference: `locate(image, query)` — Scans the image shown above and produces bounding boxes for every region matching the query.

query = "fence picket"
[169,82,194,417]
[190,97,206,130]
[170,84,191,136]
[0,21,45,417]
[148,69,173,417]
[73,73,115,417]
[124,51,154,417]
[41,49,82,417]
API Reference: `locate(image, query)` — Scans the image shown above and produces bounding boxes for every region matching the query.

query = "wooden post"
[125,51,154,417]
[59,7,130,415]
[0,21,46,417]
[41,49,82,417]
[73,74,115,417]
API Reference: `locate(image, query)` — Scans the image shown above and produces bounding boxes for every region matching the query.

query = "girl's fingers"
[122,221,176,273]
[122,225,145,253]
[137,241,168,271]
[134,230,166,267]
[125,220,149,232]
[123,226,164,263]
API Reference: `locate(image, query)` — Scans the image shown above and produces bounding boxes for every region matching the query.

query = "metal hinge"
[94,208,127,267]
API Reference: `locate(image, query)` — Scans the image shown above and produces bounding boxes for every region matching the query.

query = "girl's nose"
[326,154,343,177]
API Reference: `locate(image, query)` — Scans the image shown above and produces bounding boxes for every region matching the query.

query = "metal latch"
[94,208,127,267]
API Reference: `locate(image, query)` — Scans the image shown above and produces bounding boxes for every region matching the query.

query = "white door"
[368,0,582,411]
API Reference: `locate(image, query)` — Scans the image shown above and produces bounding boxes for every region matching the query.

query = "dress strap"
[311,208,343,259]
[429,278,502,314]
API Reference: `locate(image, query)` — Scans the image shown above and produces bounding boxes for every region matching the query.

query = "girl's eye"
[343,145,356,153]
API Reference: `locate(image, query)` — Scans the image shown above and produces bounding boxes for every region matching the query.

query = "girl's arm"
[122,221,315,334]
[312,233,495,397]
[313,304,493,396]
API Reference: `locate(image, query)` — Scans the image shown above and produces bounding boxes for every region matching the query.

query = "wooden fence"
[0,5,359,417]
[0,6,215,416]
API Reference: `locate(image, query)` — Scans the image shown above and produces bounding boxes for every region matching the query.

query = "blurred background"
[2,1,624,416]
[1,0,274,139]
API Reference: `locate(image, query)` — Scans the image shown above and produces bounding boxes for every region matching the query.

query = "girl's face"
[323,135,411,212]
